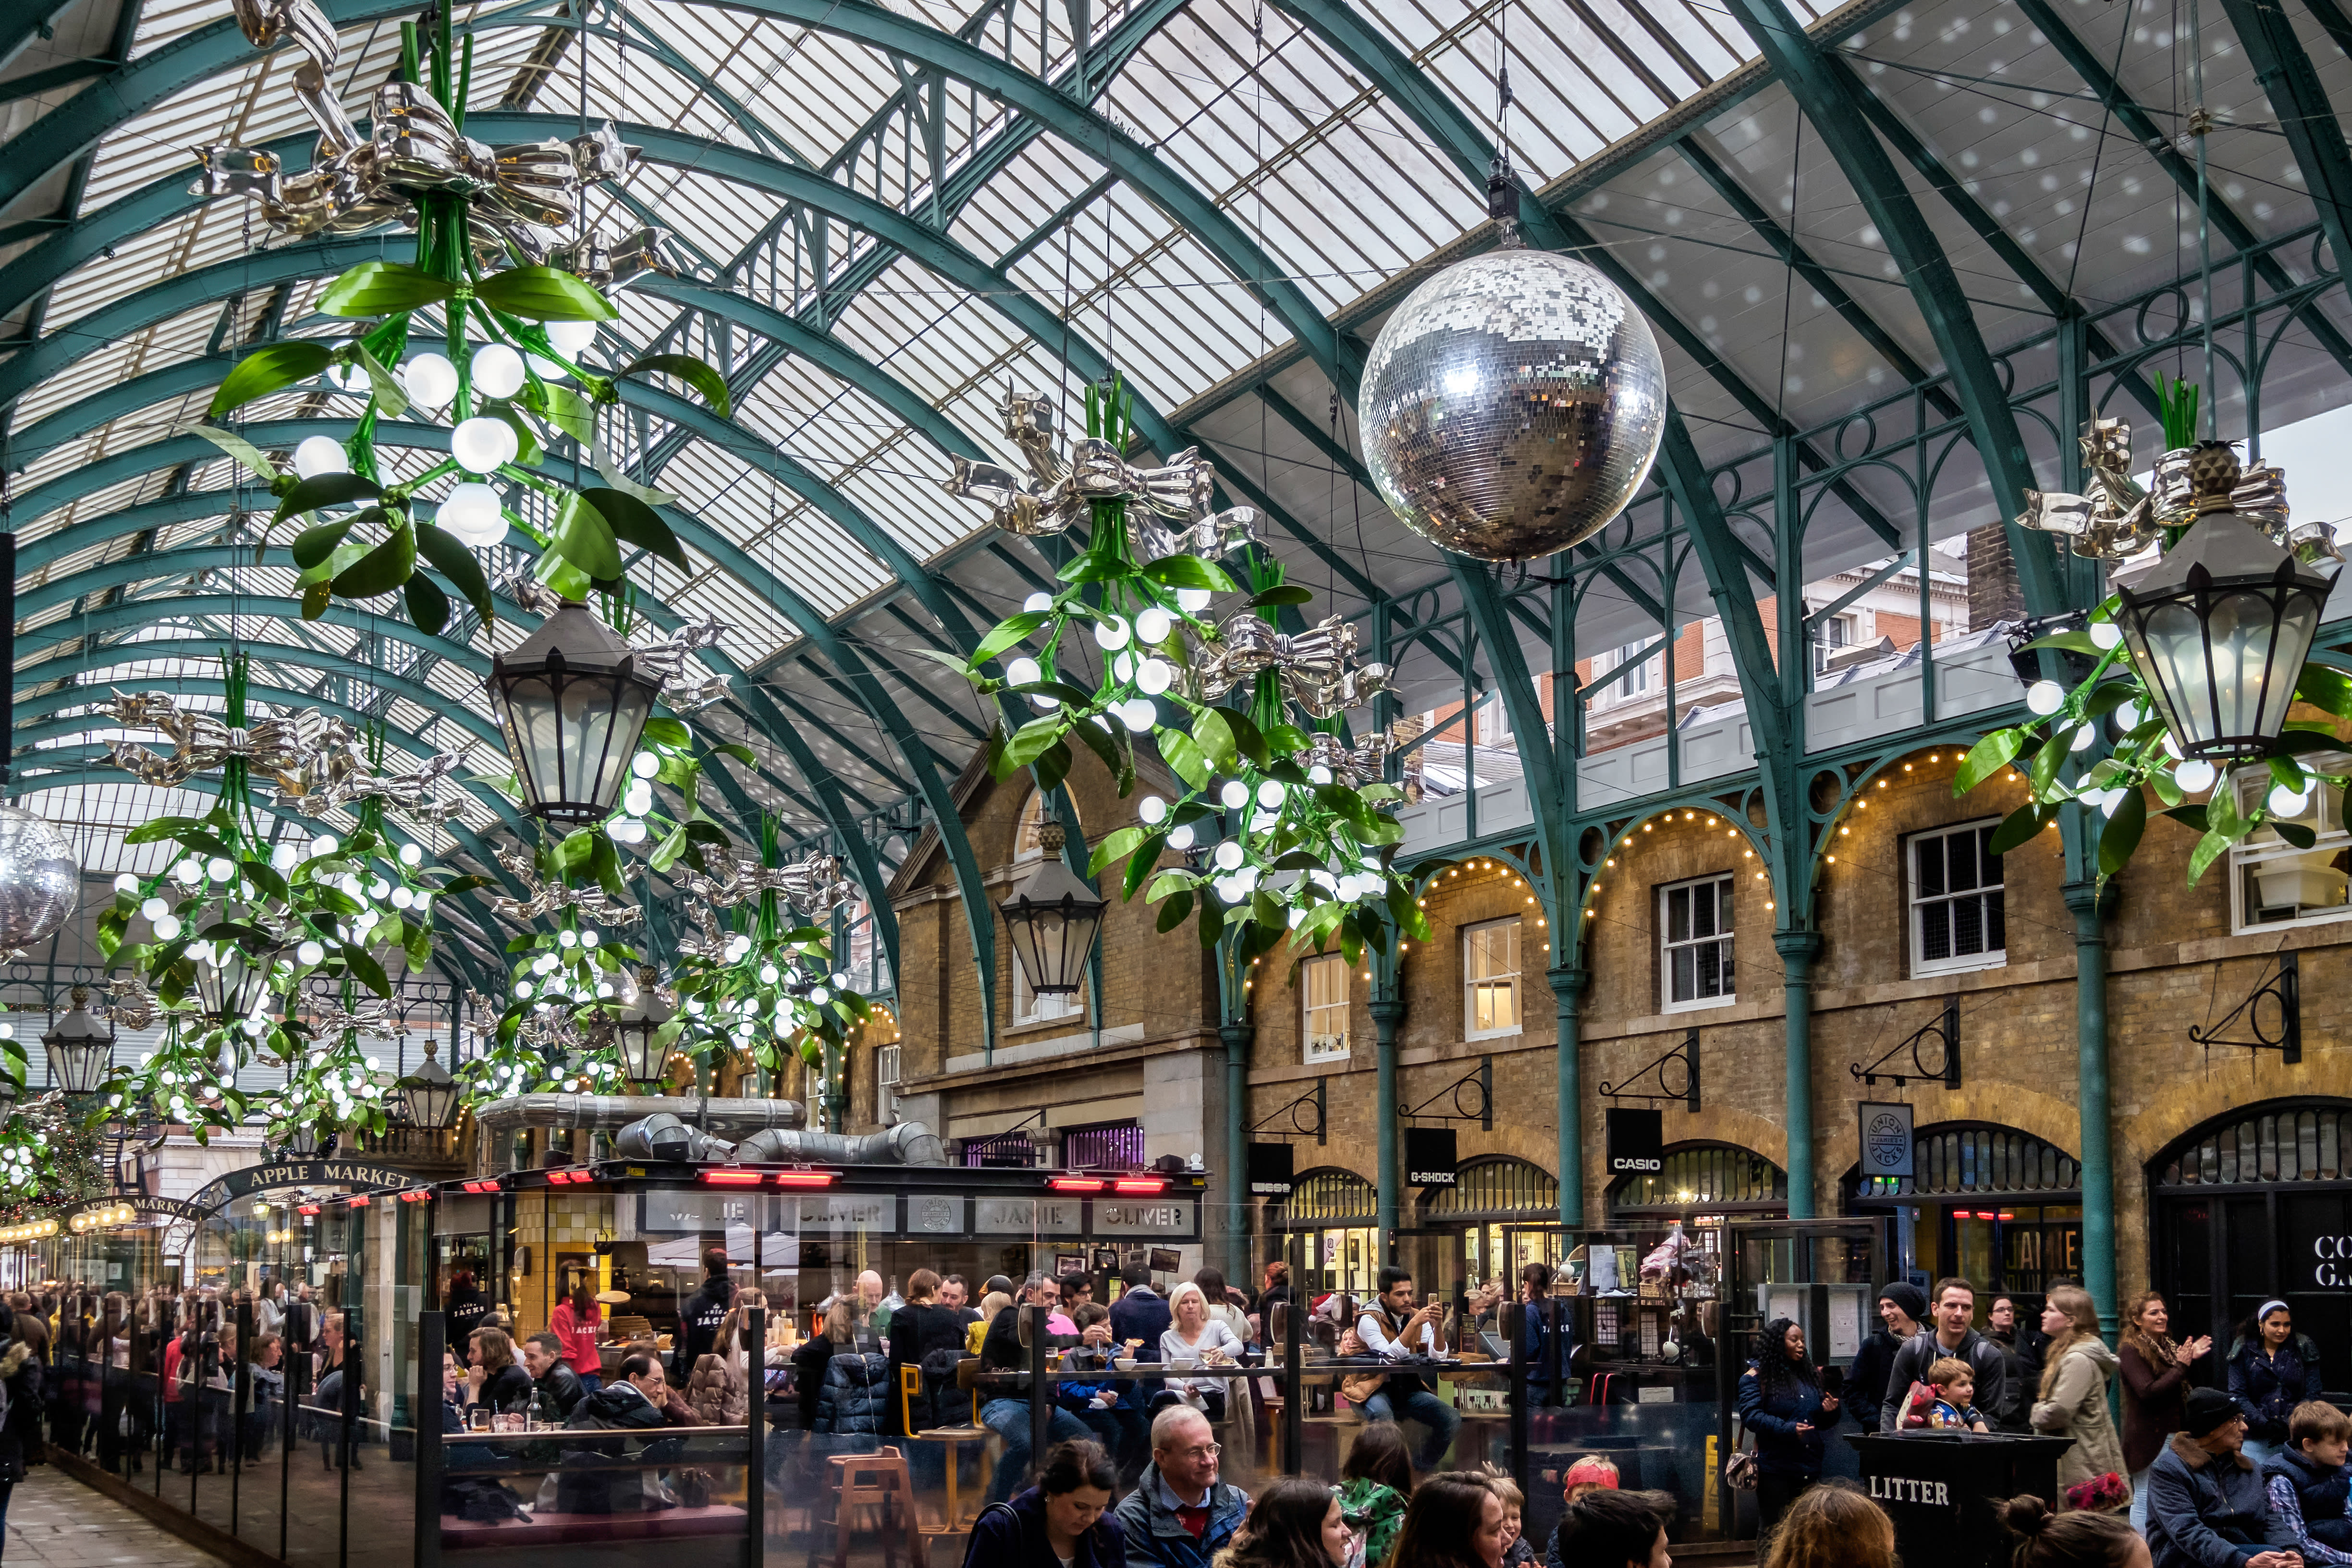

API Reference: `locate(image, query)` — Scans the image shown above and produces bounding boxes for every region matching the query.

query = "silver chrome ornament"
[0,808,77,954]
[1358,178,1666,562]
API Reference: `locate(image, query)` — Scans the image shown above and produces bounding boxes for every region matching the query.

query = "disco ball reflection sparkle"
[0,807,77,953]
[1359,248,1666,562]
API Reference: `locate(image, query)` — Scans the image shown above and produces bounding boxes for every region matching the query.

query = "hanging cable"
[2185,0,2219,438]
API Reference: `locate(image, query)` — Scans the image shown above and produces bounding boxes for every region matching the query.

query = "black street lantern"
[396,1036,461,1132]
[2115,445,2341,760]
[191,937,277,1025]
[487,600,662,825]
[42,985,113,1094]
[613,968,674,1086]
[998,821,1106,996]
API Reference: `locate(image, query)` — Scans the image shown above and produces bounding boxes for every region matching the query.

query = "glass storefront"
[1845,1123,2081,1321]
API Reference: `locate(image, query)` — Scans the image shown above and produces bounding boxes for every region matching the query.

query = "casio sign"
[1610,1156,1663,1173]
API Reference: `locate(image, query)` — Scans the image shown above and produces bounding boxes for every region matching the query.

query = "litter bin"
[1846,1432,2076,1568]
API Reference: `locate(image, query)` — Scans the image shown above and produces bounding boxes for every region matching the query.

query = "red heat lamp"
[697,1168,836,1188]
[461,1179,502,1195]
[399,1189,432,1204]
[1112,1177,1167,1195]
[345,1195,370,1208]
[1049,1176,1105,1193]
[1048,1174,1168,1195]
[547,1168,588,1185]
[296,1204,321,1216]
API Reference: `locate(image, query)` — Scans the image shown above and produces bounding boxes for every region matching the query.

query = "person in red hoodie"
[549,1282,606,1394]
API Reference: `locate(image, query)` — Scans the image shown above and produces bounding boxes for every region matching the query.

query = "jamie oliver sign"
[1092,1200,1196,1237]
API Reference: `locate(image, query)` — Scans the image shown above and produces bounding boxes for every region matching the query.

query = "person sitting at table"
[523,1332,584,1420]
[1356,1268,1458,1472]
[981,1277,1091,1503]
[1157,1284,1246,1421]
[465,1327,535,1419]
[1064,1302,1147,1475]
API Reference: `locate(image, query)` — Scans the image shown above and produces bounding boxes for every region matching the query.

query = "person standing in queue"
[1877,1279,2005,1432]
[1737,1316,1843,1535]
[2230,1302,2324,1468]
[1847,1284,1925,1429]
[2030,1287,2129,1514]
[2122,1292,2214,1531]
[1984,1296,2048,1435]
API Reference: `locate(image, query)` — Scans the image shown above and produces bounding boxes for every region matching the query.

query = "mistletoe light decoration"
[190,0,730,630]
[941,382,1421,963]
[1958,390,2349,885]
[96,659,488,1137]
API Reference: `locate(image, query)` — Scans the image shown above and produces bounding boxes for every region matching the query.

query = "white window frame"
[1658,873,1736,1014]
[1590,642,1656,711]
[1812,612,1860,674]
[2227,756,2352,934]
[1907,819,2008,976]
[876,1044,902,1122]
[1301,953,1351,1063]
[1012,957,1085,1029]
[1462,918,1523,1041]
[1482,691,1511,744]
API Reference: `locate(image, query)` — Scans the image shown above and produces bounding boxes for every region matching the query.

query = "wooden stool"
[814,1447,924,1568]
[913,1426,992,1535]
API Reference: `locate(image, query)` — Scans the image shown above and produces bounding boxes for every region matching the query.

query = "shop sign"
[1248,1142,1296,1198]
[1858,1102,1915,1180]
[190,1159,414,1211]
[1606,1108,1664,1174]
[640,1193,763,1233]
[1866,1476,1954,1508]
[2314,1235,2352,1287]
[1093,1200,1196,1237]
[906,1195,964,1235]
[1406,1127,1458,1187]
[973,1197,1085,1236]
[797,1193,895,1232]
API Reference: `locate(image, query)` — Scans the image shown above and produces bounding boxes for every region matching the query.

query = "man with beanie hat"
[1847,1282,1927,1427]
[1877,1278,2009,1432]
[2148,1387,2303,1568]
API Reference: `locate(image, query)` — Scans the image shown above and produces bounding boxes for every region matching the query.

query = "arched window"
[1014,790,1078,864]
[1421,1157,1558,1219]
[1286,1168,1377,1223]
[2158,1103,2352,1186]
[1854,1124,2078,1200]
[1609,1144,1786,1212]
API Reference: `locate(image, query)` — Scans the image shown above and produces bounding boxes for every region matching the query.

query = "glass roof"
[4,0,2348,892]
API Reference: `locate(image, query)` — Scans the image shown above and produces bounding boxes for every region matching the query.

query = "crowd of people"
[1740,1273,2352,1568]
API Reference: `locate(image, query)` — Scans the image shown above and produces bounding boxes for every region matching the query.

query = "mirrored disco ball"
[1360,248,1667,562]
[0,806,76,951]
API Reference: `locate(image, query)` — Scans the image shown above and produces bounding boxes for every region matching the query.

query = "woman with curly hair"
[1735,1317,1843,1534]
[1214,1477,1352,1568]
[1760,1481,1895,1568]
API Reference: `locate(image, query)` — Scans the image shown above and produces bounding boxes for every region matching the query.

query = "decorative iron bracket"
[1850,998,1960,1089]
[2191,953,2301,1064]
[1601,1029,1701,1110]
[1401,1056,1493,1129]
[1252,1079,1328,1144]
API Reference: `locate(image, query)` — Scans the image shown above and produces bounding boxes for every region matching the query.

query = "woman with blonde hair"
[1157,1281,1246,1421]
[1760,1479,1896,1568]
[970,1290,1013,1355]
[2031,1286,2130,1512]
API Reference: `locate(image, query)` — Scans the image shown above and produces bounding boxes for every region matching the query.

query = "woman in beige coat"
[2031,1286,2130,1511]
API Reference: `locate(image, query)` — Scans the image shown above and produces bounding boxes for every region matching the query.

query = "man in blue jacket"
[1111,1406,1249,1568]
[2147,1386,2306,1568]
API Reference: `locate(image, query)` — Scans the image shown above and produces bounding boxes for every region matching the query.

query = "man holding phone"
[1356,1267,1459,1470]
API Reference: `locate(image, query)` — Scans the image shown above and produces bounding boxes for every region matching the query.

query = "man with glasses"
[1111,1405,1249,1568]
[978,1274,1090,1503]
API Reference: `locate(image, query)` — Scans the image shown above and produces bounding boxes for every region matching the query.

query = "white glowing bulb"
[624,781,654,816]
[270,844,298,873]
[471,342,526,399]
[1135,607,1173,644]
[759,964,780,985]
[1094,616,1130,650]
[153,914,183,941]
[623,751,658,781]
[451,416,519,474]
[1216,779,1248,810]
[391,887,416,910]
[542,319,597,359]
[1023,592,1053,613]
[369,876,392,899]
[609,817,648,845]
[435,481,506,546]
[2270,784,2311,817]
[113,873,139,894]
[326,359,369,393]
[2025,680,2065,716]
[514,980,534,999]
[579,929,597,947]
[1167,825,1195,851]
[2089,622,2123,650]
[1176,588,1212,613]
[1139,796,1168,825]
[2175,759,2217,792]
[533,955,557,975]
[140,897,167,920]
[1113,652,1136,683]
[1135,658,1173,696]
[1213,841,1245,871]
[293,436,348,480]
[172,857,201,885]
[297,940,324,966]
[401,353,457,410]
[558,930,578,948]
[2117,701,2145,731]
[2069,723,2096,752]
[310,834,339,857]
[809,986,831,1005]
[1309,765,1334,785]
[1111,698,1149,732]
[1256,780,1285,808]
[1004,656,1042,688]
